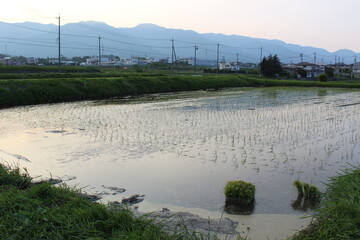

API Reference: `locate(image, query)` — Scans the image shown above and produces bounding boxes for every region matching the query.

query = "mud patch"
[149,210,238,238]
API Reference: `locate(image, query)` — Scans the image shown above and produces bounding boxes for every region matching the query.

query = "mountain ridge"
[0,20,359,64]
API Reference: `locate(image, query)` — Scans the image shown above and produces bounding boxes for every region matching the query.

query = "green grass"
[0,65,100,74]
[0,75,254,109]
[0,163,224,240]
[291,167,360,240]
[1,69,360,109]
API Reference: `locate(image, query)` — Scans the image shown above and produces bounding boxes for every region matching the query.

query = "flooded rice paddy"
[1,87,360,217]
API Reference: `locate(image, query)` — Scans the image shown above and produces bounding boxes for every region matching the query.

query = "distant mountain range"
[1,21,359,64]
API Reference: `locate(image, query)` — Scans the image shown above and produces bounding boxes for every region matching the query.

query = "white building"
[297,62,325,78]
[219,61,240,71]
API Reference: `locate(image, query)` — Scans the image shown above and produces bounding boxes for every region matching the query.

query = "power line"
[103,37,170,49]
[0,40,56,48]
[0,21,57,35]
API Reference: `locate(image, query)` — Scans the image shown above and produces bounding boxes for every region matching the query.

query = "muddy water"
[0,87,360,236]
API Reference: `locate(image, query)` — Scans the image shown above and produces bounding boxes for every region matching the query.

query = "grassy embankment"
[291,167,360,239]
[0,163,217,240]
[1,66,360,109]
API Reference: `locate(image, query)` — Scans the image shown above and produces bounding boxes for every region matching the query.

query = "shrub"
[224,180,255,205]
[318,73,328,82]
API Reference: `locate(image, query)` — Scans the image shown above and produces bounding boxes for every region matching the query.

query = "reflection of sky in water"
[0,87,359,215]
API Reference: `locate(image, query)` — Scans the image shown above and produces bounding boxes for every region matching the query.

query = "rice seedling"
[292,167,360,239]
[224,180,255,206]
[292,180,321,200]
[293,180,303,197]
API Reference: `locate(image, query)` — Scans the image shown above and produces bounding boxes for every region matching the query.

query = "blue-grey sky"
[2,0,360,52]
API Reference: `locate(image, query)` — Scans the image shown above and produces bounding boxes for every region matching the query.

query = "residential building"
[353,62,360,78]
[331,63,352,78]
[219,61,240,71]
[282,64,302,78]
[86,58,99,66]
[0,57,23,66]
[187,57,217,67]
[296,62,325,78]
[26,57,39,65]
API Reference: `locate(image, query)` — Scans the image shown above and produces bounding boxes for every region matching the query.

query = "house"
[187,57,217,67]
[121,58,140,65]
[219,61,240,71]
[241,63,257,68]
[0,57,23,66]
[282,64,303,78]
[352,62,360,78]
[331,63,352,78]
[296,62,325,78]
[86,58,99,66]
[26,57,39,65]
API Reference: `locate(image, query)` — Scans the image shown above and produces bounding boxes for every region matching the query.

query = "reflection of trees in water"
[317,89,328,97]
[260,88,278,100]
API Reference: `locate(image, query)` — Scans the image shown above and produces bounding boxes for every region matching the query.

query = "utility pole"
[236,53,239,74]
[335,55,337,65]
[300,53,303,63]
[194,44,198,73]
[98,35,102,67]
[171,39,174,64]
[216,43,220,76]
[205,49,208,67]
[58,14,61,71]
[170,38,178,74]
[313,52,317,64]
[355,56,357,63]
[259,47,263,64]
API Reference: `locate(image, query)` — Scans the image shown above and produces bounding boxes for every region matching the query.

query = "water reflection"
[224,201,255,215]
[317,89,328,97]
[0,87,359,215]
[291,195,320,212]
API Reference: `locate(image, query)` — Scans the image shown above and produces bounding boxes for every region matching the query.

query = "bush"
[318,73,328,82]
[224,180,255,205]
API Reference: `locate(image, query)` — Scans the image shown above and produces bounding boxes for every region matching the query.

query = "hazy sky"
[1,0,360,52]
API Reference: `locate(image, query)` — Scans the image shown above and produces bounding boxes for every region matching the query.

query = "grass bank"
[0,163,214,240]
[291,167,360,239]
[0,65,100,74]
[1,73,360,109]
